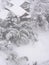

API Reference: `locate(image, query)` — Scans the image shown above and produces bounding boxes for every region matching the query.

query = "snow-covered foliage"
[0,11,38,46]
[31,0,49,31]
[0,0,49,65]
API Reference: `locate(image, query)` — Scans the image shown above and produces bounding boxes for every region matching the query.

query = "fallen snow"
[0,30,49,65]
[0,51,7,65]
[13,30,49,64]
[0,0,49,65]
[0,0,29,19]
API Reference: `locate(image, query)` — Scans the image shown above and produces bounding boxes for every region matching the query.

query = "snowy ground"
[0,30,49,65]
[13,30,49,64]
[0,51,7,65]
